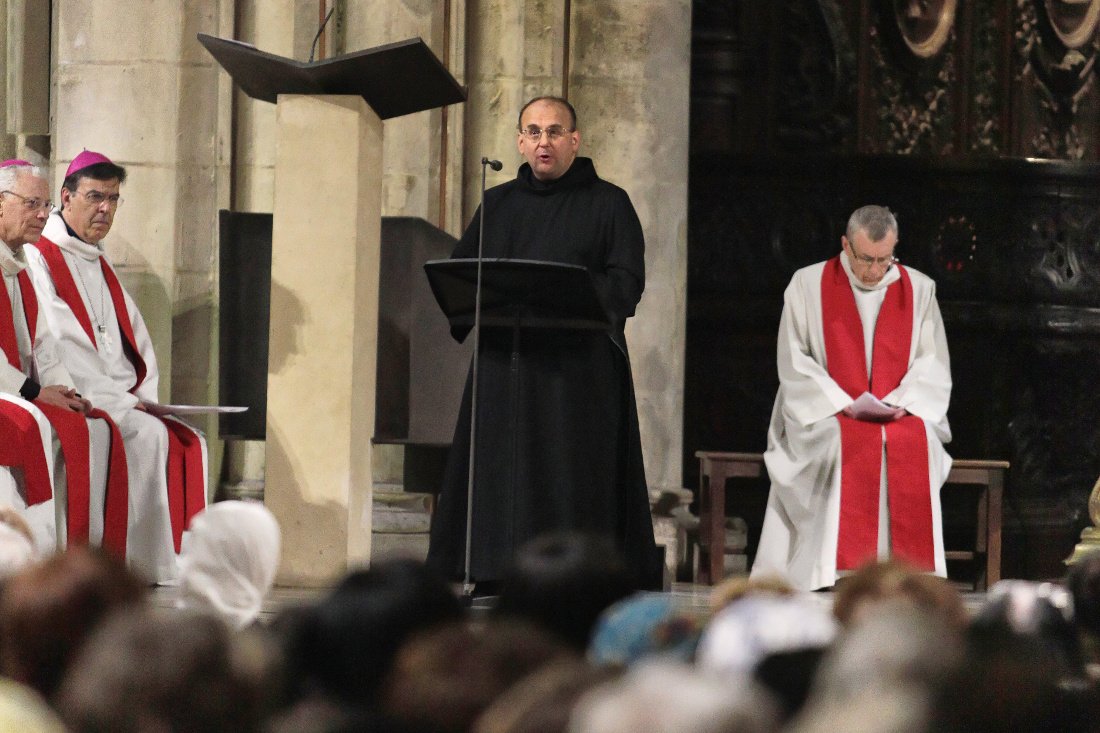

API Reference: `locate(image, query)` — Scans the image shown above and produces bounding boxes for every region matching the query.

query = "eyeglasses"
[848,244,898,270]
[0,190,52,212]
[74,189,123,208]
[518,125,574,142]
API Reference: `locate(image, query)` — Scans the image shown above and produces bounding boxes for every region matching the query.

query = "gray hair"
[569,662,778,733]
[0,163,45,193]
[846,205,898,243]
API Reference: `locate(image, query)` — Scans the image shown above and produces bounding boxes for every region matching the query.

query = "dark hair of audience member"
[475,659,619,733]
[832,559,967,629]
[494,532,637,651]
[280,558,464,711]
[932,620,1100,733]
[0,545,145,701]
[753,647,827,723]
[56,608,270,733]
[382,618,575,733]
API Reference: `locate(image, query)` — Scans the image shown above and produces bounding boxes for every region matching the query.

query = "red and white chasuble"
[0,241,127,555]
[26,212,207,583]
[752,254,952,591]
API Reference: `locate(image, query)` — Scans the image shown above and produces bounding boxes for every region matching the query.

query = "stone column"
[567,1,691,493]
[265,94,382,586]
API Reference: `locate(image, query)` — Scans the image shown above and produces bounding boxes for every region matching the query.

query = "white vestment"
[0,239,110,555]
[751,255,952,591]
[27,212,208,582]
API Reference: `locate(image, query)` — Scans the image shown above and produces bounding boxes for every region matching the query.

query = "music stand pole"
[463,157,500,598]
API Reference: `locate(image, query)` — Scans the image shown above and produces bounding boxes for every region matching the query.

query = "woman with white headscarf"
[177,500,281,629]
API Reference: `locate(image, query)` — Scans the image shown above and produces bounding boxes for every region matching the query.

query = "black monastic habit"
[426,157,661,588]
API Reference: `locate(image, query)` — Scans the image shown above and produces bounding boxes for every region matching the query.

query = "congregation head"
[59,150,126,245]
[0,546,145,701]
[0,161,50,249]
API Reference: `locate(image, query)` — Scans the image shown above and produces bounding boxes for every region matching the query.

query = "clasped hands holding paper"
[841,392,909,422]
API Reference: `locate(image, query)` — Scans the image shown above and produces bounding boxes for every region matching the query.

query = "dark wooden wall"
[686,0,1100,579]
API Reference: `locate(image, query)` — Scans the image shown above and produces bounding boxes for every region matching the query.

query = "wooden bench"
[695,451,1008,590]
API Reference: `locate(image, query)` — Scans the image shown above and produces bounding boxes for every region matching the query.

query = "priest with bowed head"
[751,205,952,591]
[427,96,662,591]
[26,150,207,584]
[0,159,114,555]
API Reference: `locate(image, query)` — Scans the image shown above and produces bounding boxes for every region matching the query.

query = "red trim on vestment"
[0,273,51,504]
[0,273,20,370]
[0,400,52,505]
[159,417,205,553]
[26,241,131,553]
[36,239,97,345]
[90,407,129,555]
[820,257,934,571]
[99,260,147,393]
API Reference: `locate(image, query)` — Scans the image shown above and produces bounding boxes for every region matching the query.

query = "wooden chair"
[695,451,1008,590]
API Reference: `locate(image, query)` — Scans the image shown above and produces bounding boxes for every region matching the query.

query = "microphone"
[481,157,503,171]
[308,7,336,63]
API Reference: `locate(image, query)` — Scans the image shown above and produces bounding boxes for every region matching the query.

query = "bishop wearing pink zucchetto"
[25,150,207,584]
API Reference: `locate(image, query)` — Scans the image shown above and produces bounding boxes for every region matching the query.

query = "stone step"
[371,531,430,562]
[372,491,433,534]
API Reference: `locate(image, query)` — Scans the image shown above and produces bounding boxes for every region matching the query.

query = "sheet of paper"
[141,403,248,417]
[846,392,898,421]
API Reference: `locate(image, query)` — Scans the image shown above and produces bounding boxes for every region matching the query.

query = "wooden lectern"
[200,33,465,586]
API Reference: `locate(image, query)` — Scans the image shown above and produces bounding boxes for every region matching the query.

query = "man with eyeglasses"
[427,96,661,591]
[25,150,207,583]
[0,159,133,556]
[752,205,952,591]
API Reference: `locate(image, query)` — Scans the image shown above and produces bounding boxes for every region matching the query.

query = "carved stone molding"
[1019,0,1100,131]
[890,0,959,59]
[1040,0,1100,50]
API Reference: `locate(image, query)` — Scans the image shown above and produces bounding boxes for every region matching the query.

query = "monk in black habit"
[427,96,662,590]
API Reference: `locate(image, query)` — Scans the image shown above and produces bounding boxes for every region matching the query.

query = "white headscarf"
[177,500,281,629]
[696,593,838,675]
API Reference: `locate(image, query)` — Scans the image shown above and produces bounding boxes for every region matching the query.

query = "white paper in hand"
[846,392,898,421]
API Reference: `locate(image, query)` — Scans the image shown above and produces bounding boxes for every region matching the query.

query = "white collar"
[0,240,28,278]
[41,211,105,262]
[840,250,900,292]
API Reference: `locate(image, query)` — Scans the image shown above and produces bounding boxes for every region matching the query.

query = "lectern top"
[197,33,466,120]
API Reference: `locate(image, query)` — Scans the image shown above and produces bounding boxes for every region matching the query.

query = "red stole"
[0,268,128,555]
[821,257,934,571]
[37,238,204,551]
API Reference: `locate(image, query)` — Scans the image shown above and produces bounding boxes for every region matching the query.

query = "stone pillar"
[265,94,382,586]
[568,1,691,493]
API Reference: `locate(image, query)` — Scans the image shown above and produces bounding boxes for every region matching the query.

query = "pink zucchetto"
[0,159,32,168]
[65,150,114,178]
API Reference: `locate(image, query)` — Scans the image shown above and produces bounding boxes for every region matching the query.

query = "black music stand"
[425,258,612,595]
[197,33,465,117]
[425,258,612,336]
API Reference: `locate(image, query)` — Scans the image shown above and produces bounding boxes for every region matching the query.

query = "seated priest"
[0,159,127,556]
[26,150,206,583]
[751,205,952,591]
